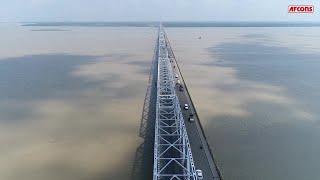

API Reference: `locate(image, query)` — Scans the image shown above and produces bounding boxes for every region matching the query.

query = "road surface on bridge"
[165,31,223,180]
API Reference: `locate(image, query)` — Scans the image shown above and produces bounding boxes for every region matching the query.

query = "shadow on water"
[206,42,320,86]
[0,51,160,180]
[0,54,100,101]
[206,41,320,115]
[0,53,142,123]
[202,39,320,180]
[131,81,154,180]
[0,54,104,123]
[131,37,158,180]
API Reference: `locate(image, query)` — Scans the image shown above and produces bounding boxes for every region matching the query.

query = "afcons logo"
[288,5,314,13]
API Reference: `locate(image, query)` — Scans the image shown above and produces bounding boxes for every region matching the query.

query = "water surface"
[166,27,320,180]
[1,23,320,180]
[0,24,156,180]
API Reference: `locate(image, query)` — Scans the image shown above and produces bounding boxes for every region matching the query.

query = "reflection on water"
[0,24,156,180]
[2,24,320,180]
[0,54,100,101]
[166,27,320,180]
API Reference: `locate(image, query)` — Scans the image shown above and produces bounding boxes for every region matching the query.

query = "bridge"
[152,26,223,180]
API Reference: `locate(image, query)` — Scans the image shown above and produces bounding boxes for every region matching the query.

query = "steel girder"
[153,28,198,180]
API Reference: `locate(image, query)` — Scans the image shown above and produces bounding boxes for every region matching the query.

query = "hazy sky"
[1,0,319,22]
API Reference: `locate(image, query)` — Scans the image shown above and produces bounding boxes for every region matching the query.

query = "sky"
[0,0,319,22]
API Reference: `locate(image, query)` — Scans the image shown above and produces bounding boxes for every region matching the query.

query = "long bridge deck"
[153,26,222,180]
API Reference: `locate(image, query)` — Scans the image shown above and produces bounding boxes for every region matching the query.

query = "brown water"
[166,27,320,180]
[0,24,156,180]
[1,24,320,180]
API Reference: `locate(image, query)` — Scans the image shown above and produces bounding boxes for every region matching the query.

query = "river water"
[167,27,320,180]
[0,24,156,180]
[1,24,320,180]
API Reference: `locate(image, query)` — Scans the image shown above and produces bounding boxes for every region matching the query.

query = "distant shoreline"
[22,21,320,27]
[31,29,70,32]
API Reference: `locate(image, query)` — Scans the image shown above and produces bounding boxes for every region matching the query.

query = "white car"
[189,116,194,122]
[196,169,203,179]
[184,104,189,110]
[189,114,194,122]
[175,74,179,78]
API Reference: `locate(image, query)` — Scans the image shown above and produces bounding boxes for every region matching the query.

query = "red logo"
[288,5,314,13]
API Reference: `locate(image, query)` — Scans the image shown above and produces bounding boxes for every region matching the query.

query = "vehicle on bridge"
[179,85,184,91]
[189,114,195,122]
[154,27,222,180]
[196,169,204,179]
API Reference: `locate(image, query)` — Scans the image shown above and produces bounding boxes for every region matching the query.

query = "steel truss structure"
[153,27,198,180]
